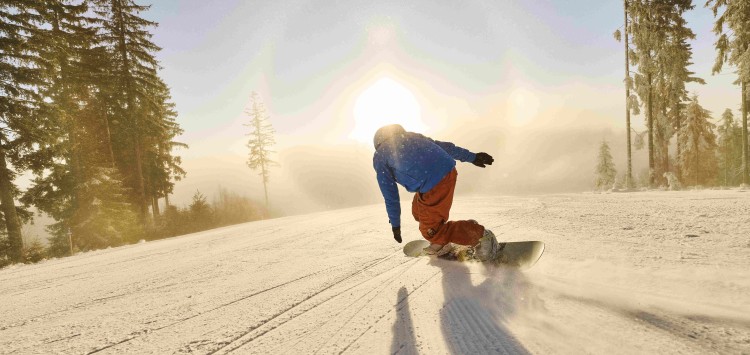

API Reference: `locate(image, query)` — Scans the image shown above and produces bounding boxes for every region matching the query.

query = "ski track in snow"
[1,190,749,354]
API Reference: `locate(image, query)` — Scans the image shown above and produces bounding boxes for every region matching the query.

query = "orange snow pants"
[411,168,485,246]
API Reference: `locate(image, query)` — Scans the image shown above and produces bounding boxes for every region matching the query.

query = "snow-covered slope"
[1,191,749,354]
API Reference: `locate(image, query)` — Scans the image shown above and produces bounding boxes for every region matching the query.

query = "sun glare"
[507,87,540,126]
[350,77,425,144]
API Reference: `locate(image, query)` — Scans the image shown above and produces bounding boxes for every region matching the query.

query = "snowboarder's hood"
[373,124,406,149]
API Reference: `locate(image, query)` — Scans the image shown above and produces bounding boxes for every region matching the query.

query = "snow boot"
[423,243,454,256]
[474,229,499,261]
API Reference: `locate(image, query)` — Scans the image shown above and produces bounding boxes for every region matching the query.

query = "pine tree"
[17,0,184,255]
[627,0,701,186]
[0,1,49,262]
[0,0,183,260]
[93,0,165,223]
[614,0,640,189]
[706,0,750,185]
[718,109,734,186]
[717,108,744,186]
[24,0,96,255]
[624,0,634,189]
[245,92,277,210]
[140,77,186,222]
[20,0,145,256]
[678,96,717,186]
[628,0,662,186]
[188,190,213,231]
[658,10,704,181]
[595,140,618,191]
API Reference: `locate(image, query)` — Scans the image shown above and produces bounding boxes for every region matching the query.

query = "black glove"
[472,152,494,168]
[392,227,402,243]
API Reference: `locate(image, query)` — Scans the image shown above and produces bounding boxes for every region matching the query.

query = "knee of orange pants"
[418,221,448,245]
[419,220,484,246]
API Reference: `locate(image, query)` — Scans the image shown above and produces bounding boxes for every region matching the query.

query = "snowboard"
[403,239,545,269]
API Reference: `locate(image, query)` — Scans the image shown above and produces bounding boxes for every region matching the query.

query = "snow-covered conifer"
[627,0,702,186]
[678,96,718,186]
[707,0,750,185]
[717,109,743,186]
[245,92,277,211]
[595,140,617,191]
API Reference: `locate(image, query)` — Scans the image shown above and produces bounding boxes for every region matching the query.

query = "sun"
[349,77,426,144]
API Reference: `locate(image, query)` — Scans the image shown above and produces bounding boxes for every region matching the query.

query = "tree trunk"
[0,147,23,262]
[152,196,160,219]
[659,104,671,185]
[133,134,148,223]
[624,0,633,189]
[694,138,699,186]
[742,81,748,185]
[261,150,269,215]
[676,137,682,182]
[263,178,269,212]
[664,139,669,181]
[102,108,116,167]
[676,109,682,183]
[648,73,654,187]
[724,134,729,186]
[255,106,270,213]
[724,118,730,186]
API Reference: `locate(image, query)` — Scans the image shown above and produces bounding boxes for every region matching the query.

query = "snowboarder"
[373,124,499,260]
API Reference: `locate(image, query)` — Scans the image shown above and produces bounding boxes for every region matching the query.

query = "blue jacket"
[373,132,476,228]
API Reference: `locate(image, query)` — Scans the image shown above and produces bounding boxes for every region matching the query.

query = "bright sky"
[138,0,740,204]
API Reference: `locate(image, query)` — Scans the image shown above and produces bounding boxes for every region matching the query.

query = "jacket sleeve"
[374,156,401,228]
[427,136,476,163]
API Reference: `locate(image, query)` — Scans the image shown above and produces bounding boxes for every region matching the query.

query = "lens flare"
[349,77,426,143]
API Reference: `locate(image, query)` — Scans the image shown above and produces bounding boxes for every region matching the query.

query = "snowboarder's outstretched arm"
[421,134,494,168]
[374,157,401,234]
[431,139,476,163]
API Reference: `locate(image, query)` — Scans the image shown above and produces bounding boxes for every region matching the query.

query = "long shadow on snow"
[431,257,532,354]
[390,287,419,355]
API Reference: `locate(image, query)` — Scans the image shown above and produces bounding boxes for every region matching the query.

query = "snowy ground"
[1,191,749,354]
